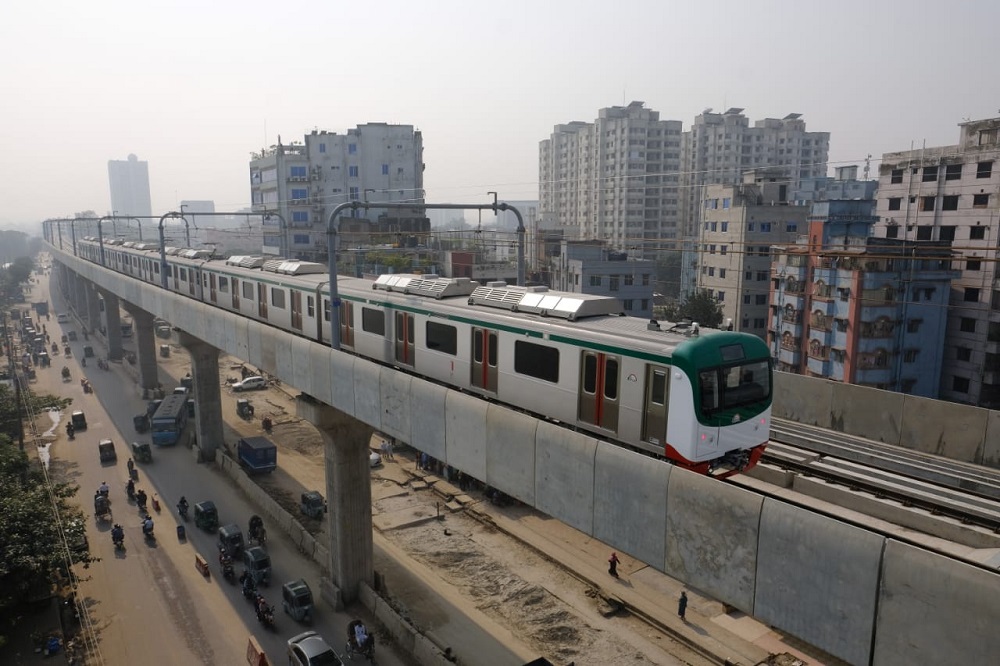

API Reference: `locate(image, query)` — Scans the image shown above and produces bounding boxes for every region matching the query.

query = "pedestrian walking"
[678,591,688,620]
[608,552,620,578]
[380,439,394,461]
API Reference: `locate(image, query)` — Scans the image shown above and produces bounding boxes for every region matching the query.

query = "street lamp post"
[158,211,190,289]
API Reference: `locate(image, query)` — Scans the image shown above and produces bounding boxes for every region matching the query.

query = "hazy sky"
[2,0,999,231]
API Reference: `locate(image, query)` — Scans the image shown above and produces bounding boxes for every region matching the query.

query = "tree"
[677,289,725,329]
[0,385,72,441]
[0,439,92,648]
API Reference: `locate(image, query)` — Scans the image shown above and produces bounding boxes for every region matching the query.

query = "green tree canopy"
[676,289,725,329]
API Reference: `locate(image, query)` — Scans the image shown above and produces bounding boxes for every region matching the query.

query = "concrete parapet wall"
[873,540,1000,665]
[754,500,884,666]
[485,406,538,506]
[409,382,448,461]
[772,371,834,428]
[379,366,412,444]
[534,422,597,535]
[899,394,986,461]
[444,391,488,482]
[982,411,1000,467]
[830,382,902,445]
[593,443,669,569]
[665,470,762,614]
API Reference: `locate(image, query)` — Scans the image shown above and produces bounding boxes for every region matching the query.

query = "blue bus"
[150,394,189,446]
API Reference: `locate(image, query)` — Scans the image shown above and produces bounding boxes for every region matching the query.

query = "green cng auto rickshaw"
[194,501,219,531]
[282,579,314,623]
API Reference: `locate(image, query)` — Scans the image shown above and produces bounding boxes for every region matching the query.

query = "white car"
[232,376,267,392]
[57,313,70,323]
[287,631,342,666]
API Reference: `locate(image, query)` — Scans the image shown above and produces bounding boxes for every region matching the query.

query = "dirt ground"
[150,344,708,666]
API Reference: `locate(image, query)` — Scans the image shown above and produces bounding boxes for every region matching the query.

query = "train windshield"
[699,360,771,414]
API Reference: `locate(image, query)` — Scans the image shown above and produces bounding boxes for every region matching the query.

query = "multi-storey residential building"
[873,117,1000,406]
[679,109,830,296]
[698,169,808,339]
[550,240,655,318]
[250,124,424,261]
[539,101,683,259]
[108,154,152,218]
[770,193,956,397]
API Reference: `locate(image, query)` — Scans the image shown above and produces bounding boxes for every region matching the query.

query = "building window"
[743,295,751,305]
[964,288,980,302]
[903,350,919,363]
[973,194,990,208]
[720,245,727,256]
[293,234,309,244]
[347,166,358,178]
[292,211,309,222]
[642,273,649,286]
[919,196,935,211]
[760,222,772,232]
[907,319,922,333]
[886,226,899,238]
[380,164,388,175]
[716,291,725,302]
[952,376,970,393]
[786,223,798,233]
[747,222,755,231]
[319,143,326,153]
[349,186,360,199]
[960,317,976,333]
[719,268,726,278]
[514,340,560,383]
[916,226,933,240]
[361,307,385,336]
[887,197,902,211]
[978,129,997,146]
[922,166,938,182]
[939,225,956,241]
[754,318,766,328]
[709,244,716,254]
[745,270,753,280]
[722,198,731,209]
[348,143,357,154]
[977,161,993,179]
[941,195,959,211]
[290,165,307,178]
[641,299,649,311]
[721,222,728,232]
[755,294,767,305]
[957,347,972,362]
[890,169,904,184]
[971,226,987,240]
[425,322,457,355]
[590,275,602,286]
[967,258,981,271]
[945,164,962,180]
[609,276,619,291]
[291,188,308,200]
[623,299,633,311]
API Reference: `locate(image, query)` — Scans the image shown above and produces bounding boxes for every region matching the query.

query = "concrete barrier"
[352,361,381,425]
[773,371,834,428]
[444,391,488,481]
[830,382,902,445]
[982,410,1000,468]
[899,394,986,461]
[409,382,448,461]
[379,368,412,444]
[485,405,538,506]
[593,443,670,570]
[664,469,762,614]
[534,422,596,535]
[755,500,884,666]
[873,540,1000,665]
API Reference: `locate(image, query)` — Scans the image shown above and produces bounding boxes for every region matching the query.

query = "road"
[32,268,413,666]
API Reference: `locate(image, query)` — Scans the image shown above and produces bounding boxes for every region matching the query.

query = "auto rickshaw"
[64,345,71,356]
[38,351,50,367]
[133,414,150,433]
[94,493,112,522]
[242,546,271,586]
[218,523,245,557]
[282,579,314,623]
[236,399,253,419]
[83,345,94,358]
[67,330,78,342]
[131,440,152,463]
[71,410,87,431]
[300,491,326,519]
[61,334,68,343]
[194,501,219,531]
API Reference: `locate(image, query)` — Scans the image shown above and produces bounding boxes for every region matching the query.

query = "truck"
[33,301,49,317]
[237,436,277,475]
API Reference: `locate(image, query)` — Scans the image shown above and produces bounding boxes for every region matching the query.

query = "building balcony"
[809,328,834,346]
[776,318,802,338]
[855,366,894,385]
[778,347,801,367]
[807,356,832,376]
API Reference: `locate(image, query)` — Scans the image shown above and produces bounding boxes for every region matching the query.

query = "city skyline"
[2,0,999,231]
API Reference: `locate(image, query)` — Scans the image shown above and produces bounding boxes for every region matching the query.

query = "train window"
[721,360,770,407]
[219,276,228,292]
[426,321,457,355]
[323,299,330,322]
[361,307,385,336]
[488,332,497,366]
[605,358,619,400]
[242,282,254,300]
[179,268,187,281]
[154,263,159,274]
[583,355,597,393]
[514,341,559,383]
[650,370,666,405]
[699,371,719,412]
[271,288,286,309]
[307,296,315,317]
[473,330,482,362]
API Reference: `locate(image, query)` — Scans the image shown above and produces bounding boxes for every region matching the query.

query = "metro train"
[68,236,772,477]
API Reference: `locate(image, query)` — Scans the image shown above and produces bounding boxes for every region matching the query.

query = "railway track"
[762,419,1000,533]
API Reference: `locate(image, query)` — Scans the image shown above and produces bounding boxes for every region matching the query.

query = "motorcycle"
[177,501,189,521]
[240,575,257,601]
[61,366,71,381]
[142,519,155,543]
[66,423,75,440]
[136,490,148,513]
[98,359,109,371]
[219,548,235,583]
[151,495,161,513]
[255,597,275,629]
[111,524,125,551]
[126,480,136,501]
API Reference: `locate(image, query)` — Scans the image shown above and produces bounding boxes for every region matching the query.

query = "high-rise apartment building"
[770,180,956,398]
[679,109,829,296]
[699,169,809,338]
[539,101,683,259]
[873,117,1000,406]
[250,123,424,260]
[108,154,152,218]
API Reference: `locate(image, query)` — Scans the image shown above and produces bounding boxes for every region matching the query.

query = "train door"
[232,278,240,310]
[290,290,302,330]
[340,302,354,347]
[471,327,498,392]
[257,283,268,319]
[394,312,414,366]
[188,269,196,296]
[641,364,670,445]
[209,274,217,303]
[578,351,620,432]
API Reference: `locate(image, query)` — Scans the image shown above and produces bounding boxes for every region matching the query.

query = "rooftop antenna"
[863,154,872,181]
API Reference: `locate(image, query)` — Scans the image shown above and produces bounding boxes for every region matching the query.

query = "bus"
[150,394,189,446]
[121,319,134,338]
